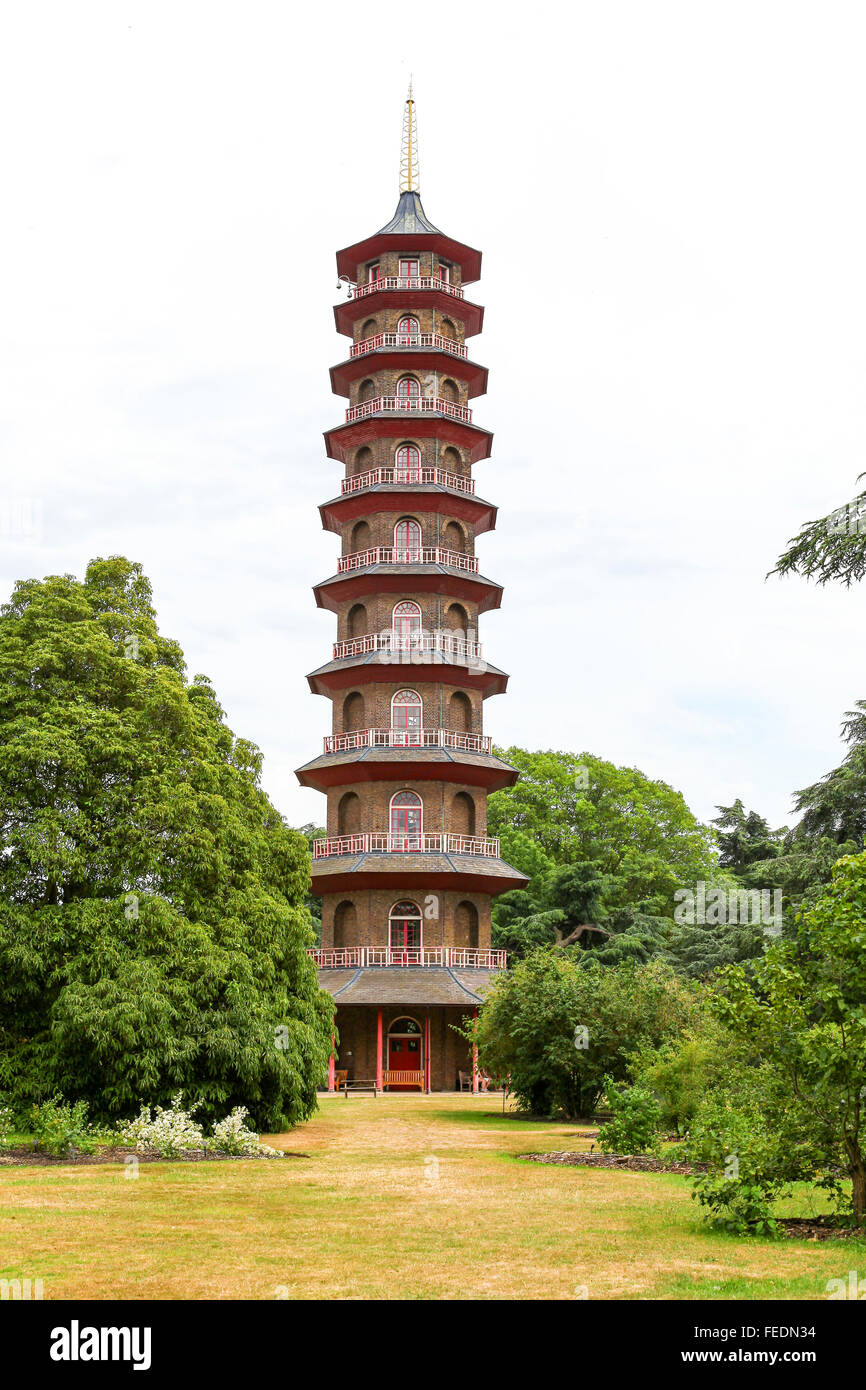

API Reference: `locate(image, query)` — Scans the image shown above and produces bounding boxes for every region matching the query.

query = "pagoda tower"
[296,87,527,1092]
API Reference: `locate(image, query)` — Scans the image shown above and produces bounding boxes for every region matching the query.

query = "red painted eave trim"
[306,664,509,698]
[330,352,488,399]
[310,867,525,895]
[335,234,482,285]
[312,569,503,614]
[335,291,484,338]
[296,759,519,792]
[318,492,497,536]
[323,416,493,464]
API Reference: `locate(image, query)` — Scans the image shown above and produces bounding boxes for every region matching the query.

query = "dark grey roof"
[310,850,528,885]
[307,649,508,681]
[378,191,441,236]
[317,965,500,1006]
[297,746,518,777]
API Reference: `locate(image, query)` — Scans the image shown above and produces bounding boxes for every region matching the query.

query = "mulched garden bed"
[520,1150,704,1175]
[520,1152,862,1240]
[0,1146,308,1167]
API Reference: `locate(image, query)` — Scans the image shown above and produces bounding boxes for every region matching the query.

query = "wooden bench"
[343,1079,378,1097]
[382,1069,425,1092]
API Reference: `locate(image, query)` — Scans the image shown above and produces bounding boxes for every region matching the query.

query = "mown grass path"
[1,1095,861,1299]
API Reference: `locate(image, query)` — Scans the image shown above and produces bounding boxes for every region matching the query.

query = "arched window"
[395,443,421,483]
[397,315,420,344]
[391,689,422,746]
[358,378,376,403]
[394,518,421,561]
[390,790,422,845]
[396,375,420,402]
[441,378,458,403]
[389,902,422,952]
[392,600,422,649]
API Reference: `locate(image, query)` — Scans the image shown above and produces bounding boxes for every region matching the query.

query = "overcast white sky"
[2,1,865,833]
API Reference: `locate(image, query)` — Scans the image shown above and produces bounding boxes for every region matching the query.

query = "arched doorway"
[386,1014,424,1090]
[389,790,422,848]
[391,688,422,746]
[389,900,422,956]
[392,600,422,650]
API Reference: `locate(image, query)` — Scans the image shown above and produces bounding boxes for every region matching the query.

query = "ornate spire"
[399,79,419,194]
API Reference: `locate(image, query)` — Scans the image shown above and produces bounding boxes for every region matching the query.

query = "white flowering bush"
[118,1092,206,1157]
[209,1107,284,1158]
[118,1095,284,1159]
[0,1105,14,1147]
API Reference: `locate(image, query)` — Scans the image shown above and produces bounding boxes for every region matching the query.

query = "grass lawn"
[1,1094,862,1300]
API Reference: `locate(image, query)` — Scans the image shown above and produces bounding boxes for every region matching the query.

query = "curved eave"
[295,747,519,792]
[310,852,528,896]
[330,351,488,399]
[306,653,509,698]
[312,565,503,614]
[336,234,482,286]
[318,486,497,537]
[319,965,501,1007]
[324,415,493,464]
[335,291,484,338]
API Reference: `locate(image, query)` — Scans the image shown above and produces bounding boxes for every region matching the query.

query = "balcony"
[346,395,472,425]
[340,465,475,497]
[349,331,468,361]
[352,275,465,302]
[310,946,507,969]
[323,728,493,755]
[337,545,479,575]
[332,630,482,662]
[312,832,500,859]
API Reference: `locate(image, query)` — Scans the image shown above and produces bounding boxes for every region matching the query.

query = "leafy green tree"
[712,849,866,1224]
[488,748,735,968]
[0,557,333,1128]
[471,951,698,1118]
[712,799,786,872]
[297,822,326,942]
[773,480,866,586]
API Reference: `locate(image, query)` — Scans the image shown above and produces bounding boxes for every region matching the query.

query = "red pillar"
[328,1033,335,1092]
[471,1008,479,1093]
[376,1009,383,1091]
[425,1012,431,1093]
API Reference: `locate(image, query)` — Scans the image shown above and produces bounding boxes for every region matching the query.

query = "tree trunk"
[844,1138,866,1225]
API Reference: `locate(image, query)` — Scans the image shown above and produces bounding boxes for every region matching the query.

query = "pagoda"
[296,86,527,1092]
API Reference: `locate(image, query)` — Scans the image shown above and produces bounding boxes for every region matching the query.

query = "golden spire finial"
[399,79,419,194]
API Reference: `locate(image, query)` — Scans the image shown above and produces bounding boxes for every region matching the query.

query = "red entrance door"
[387,1020,423,1091]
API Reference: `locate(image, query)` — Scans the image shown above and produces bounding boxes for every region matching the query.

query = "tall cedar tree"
[0,558,333,1127]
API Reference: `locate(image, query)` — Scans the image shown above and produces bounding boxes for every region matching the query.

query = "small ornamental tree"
[0,558,333,1128]
[712,849,866,1225]
[471,951,697,1118]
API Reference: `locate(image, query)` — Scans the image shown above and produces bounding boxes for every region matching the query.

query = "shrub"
[118,1092,205,1158]
[0,1104,14,1147]
[597,1077,662,1155]
[209,1107,284,1158]
[30,1096,100,1157]
[684,1094,786,1237]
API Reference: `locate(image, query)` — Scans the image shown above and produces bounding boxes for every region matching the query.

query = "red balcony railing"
[332,630,483,662]
[352,275,465,302]
[349,331,468,360]
[340,465,475,496]
[309,946,507,969]
[313,832,500,859]
[346,395,472,425]
[336,545,479,575]
[323,728,492,755]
